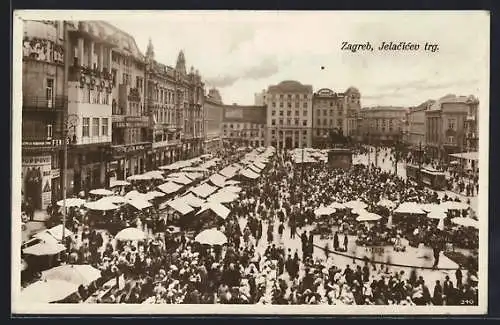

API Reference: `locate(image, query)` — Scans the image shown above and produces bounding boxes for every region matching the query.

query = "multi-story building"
[464,96,480,153]
[425,94,479,162]
[222,104,266,147]
[359,106,408,144]
[407,100,434,156]
[265,80,313,149]
[203,88,224,153]
[65,21,116,195]
[102,22,150,181]
[22,20,67,210]
[145,41,205,168]
[311,87,362,147]
[254,89,267,106]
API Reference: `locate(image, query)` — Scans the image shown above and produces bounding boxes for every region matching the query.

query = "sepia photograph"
[11,10,489,315]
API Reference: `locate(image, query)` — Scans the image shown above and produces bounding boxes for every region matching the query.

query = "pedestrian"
[333,231,339,251]
[343,233,349,252]
[433,280,443,305]
[278,222,284,240]
[456,266,463,288]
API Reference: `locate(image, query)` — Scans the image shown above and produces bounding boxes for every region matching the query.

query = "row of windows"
[78,88,111,105]
[315,109,343,116]
[82,117,109,137]
[271,102,309,109]
[270,130,308,136]
[316,119,344,127]
[271,119,309,127]
[272,110,308,117]
[222,124,264,130]
[223,130,264,137]
[268,94,311,100]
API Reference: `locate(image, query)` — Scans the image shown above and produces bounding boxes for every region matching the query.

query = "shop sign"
[112,143,152,156]
[51,169,60,178]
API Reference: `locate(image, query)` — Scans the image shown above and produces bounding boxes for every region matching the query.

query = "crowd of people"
[21,144,479,306]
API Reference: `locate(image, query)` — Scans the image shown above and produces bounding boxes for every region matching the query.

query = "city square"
[14,12,485,310]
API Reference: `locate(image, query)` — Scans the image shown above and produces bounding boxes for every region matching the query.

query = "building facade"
[105,22,150,181]
[464,96,480,152]
[425,94,479,162]
[22,20,67,209]
[222,105,266,148]
[407,100,434,149]
[254,89,267,106]
[311,87,362,147]
[144,41,205,168]
[265,80,313,149]
[65,21,117,195]
[204,88,224,153]
[359,106,408,144]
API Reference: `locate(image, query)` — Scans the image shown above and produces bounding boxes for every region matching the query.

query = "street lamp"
[61,113,78,242]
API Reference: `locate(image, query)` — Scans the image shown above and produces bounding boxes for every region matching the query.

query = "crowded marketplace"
[19,145,479,306]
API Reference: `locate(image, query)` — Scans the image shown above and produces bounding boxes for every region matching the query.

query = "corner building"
[144,40,205,168]
[21,20,67,210]
[265,80,313,149]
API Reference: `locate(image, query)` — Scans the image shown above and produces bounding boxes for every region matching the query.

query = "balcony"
[23,95,67,111]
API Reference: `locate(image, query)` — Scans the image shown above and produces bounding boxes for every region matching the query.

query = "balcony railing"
[23,95,67,111]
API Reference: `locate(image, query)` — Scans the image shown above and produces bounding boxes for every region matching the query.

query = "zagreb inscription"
[341,41,439,53]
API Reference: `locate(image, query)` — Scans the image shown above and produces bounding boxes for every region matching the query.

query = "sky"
[25,11,490,107]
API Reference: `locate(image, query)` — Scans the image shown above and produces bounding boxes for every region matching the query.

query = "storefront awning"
[449,152,479,161]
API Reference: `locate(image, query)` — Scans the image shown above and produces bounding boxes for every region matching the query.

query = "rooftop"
[268,80,313,93]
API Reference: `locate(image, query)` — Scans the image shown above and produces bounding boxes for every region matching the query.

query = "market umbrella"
[124,190,143,200]
[56,198,85,208]
[46,224,74,241]
[224,180,240,186]
[194,228,227,246]
[158,181,183,194]
[419,203,441,213]
[451,217,479,229]
[41,264,102,286]
[427,208,448,220]
[441,201,470,211]
[144,190,166,200]
[207,191,239,204]
[84,199,118,211]
[344,200,368,211]
[127,174,152,181]
[394,202,426,215]
[377,199,396,209]
[222,185,242,194]
[19,279,78,303]
[109,180,130,187]
[100,195,127,205]
[143,170,165,180]
[356,212,382,222]
[115,227,146,241]
[328,202,345,210]
[314,206,336,217]
[89,188,114,196]
[23,242,66,256]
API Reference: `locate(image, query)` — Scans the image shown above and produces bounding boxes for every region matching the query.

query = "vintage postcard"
[11,10,489,315]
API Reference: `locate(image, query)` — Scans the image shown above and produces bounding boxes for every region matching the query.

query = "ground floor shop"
[109,143,152,181]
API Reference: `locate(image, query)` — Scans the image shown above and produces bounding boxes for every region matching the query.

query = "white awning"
[158,181,183,194]
[253,161,266,169]
[196,202,231,219]
[219,166,239,178]
[207,191,239,203]
[184,172,204,180]
[449,152,479,161]
[127,198,153,210]
[209,174,227,187]
[190,183,218,198]
[167,199,194,215]
[181,193,206,208]
[248,164,262,174]
[240,169,260,179]
[166,175,193,185]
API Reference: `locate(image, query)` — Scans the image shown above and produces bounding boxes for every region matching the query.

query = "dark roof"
[268,80,313,93]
